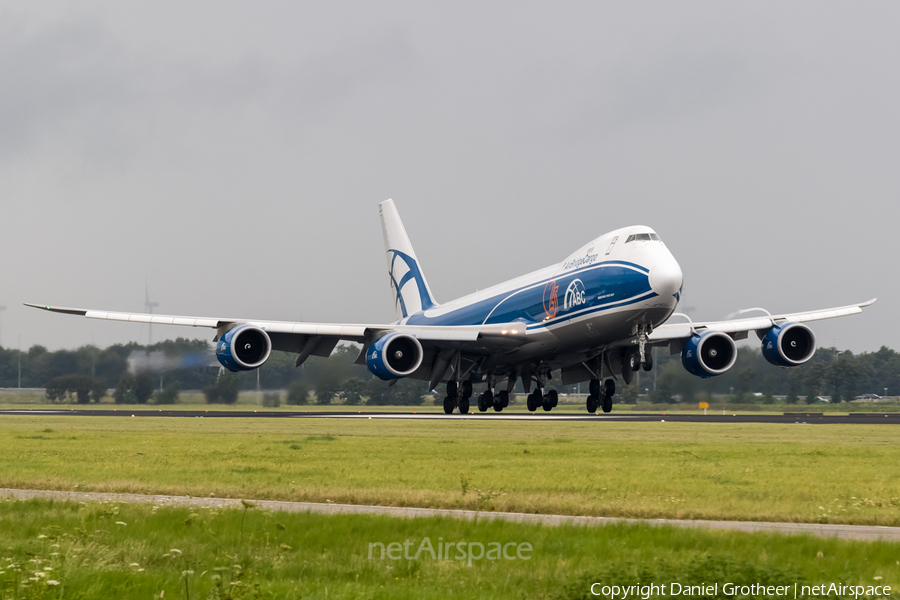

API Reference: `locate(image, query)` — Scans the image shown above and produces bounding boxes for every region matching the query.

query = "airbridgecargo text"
[590,582,891,598]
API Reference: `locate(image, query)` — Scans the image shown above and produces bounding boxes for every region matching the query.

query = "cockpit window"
[624,233,660,243]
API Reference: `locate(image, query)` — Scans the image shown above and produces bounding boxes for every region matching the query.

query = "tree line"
[1,338,897,405]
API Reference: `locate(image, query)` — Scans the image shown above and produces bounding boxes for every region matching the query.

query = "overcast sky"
[1,2,897,353]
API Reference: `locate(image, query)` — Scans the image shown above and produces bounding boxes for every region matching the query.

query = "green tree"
[154,381,181,405]
[286,380,310,405]
[204,371,240,404]
[342,377,365,405]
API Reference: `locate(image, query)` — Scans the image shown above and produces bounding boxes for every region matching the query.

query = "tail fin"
[379,199,437,320]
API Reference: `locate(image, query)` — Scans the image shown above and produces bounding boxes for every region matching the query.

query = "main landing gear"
[526,388,558,412]
[477,388,510,412]
[586,378,615,414]
[443,379,474,414]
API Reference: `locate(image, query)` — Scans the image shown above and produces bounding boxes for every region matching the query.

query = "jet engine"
[215,325,272,372]
[681,331,737,378]
[761,322,816,367]
[366,333,424,380]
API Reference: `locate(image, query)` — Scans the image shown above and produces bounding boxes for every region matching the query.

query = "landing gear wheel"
[601,393,612,413]
[589,379,600,398]
[458,395,470,414]
[627,351,640,372]
[586,395,598,413]
[443,396,454,414]
[541,394,553,411]
[447,380,458,398]
[604,379,615,397]
[548,389,558,408]
[462,380,473,399]
[496,390,508,411]
[526,392,538,412]
[479,391,491,412]
[642,352,653,372]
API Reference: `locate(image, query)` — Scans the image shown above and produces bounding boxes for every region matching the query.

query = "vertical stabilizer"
[379,199,437,320]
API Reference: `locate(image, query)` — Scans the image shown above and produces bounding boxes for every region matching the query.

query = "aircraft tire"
[477,393,489,412]
[541,394,552,411]
[586,395,598,413]
[604,379,615,397]
[459,396,470,414]
[499,390,509,408]
[548,389,558,407]
[526,393,536,412]
[622,359,635,385]
[589,379,600,398]
[627,351,640,372]
[601,394,612,413]
[642,352,653,372]
[447,380,458,399]
[462,380,473,399]
[443,396,454,414]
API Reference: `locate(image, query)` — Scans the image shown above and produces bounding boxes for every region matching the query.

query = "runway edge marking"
[1,488,897,542]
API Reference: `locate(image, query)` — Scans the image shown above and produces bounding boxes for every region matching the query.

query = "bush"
[204,371,240,404]
[366,377,427,406]
[114,372,157,404]
[342,377,364,405]
[262,392,281,407]
[286,380,309,405]
[154,381,181,405]
[45,374,106,404]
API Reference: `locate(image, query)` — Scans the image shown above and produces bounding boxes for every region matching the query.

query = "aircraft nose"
[649,258,683,298]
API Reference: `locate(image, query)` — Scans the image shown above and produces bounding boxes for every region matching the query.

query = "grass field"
[1,415,899,525]
[0,498,897,599]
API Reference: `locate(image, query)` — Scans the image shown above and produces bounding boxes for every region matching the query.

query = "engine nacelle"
[681,331,737,378]
[216,325,272,372]
[762,322,816,367]
[366,333,423,380]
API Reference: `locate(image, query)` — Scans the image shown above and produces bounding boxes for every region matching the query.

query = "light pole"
[0,305,6,347]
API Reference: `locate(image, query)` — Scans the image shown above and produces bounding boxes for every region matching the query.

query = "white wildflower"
[47,580,60,586]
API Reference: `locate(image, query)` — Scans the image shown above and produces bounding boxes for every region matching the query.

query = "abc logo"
[564,279,587,310]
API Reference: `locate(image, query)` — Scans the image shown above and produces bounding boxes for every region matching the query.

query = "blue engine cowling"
[681,331,737,378]
[216,325,272,372]
[366,333,424,380]
[762,322,816,367]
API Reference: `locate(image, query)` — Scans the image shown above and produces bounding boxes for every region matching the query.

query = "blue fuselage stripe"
[405,260,655,328]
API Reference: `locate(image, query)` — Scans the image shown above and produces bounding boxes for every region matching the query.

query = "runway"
[1,487,898,541]
[1,408,899,424]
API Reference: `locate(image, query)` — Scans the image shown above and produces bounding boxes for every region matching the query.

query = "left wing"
[24,303,528,358]
[648,298,876,344]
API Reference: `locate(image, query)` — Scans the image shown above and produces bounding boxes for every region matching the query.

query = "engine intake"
[681,331,737,378]
[216,325,272,372]
[366,333,423,380]
[762,322,816,367]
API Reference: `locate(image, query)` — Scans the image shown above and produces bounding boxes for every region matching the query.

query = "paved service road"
[1,488,897,542]
[1,409,899,424]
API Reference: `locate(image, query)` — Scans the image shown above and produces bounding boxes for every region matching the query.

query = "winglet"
[860,298,877,308]
[24,303,88,316]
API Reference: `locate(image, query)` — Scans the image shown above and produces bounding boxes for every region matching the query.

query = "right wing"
[648,298,876,344]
